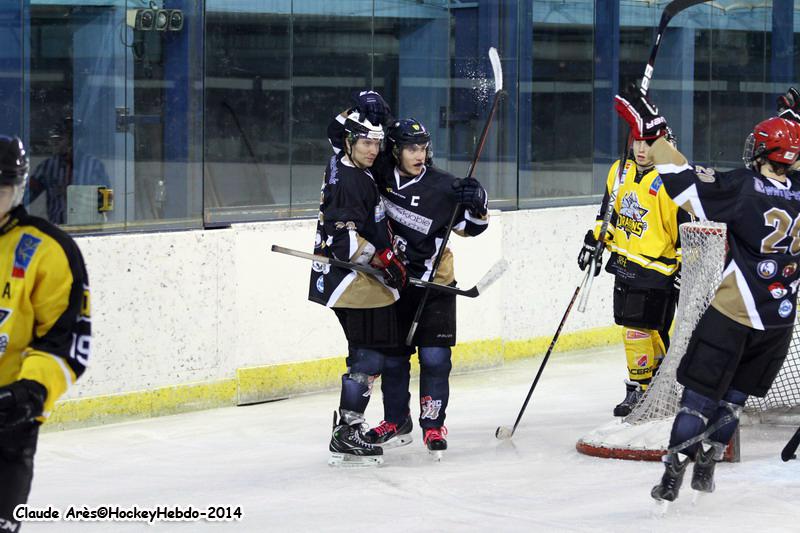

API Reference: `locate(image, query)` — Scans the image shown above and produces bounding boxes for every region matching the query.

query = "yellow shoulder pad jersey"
[594,160,685,286]
[0,207,91,420]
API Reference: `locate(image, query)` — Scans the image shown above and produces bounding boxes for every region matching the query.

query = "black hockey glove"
[577,230,603,277]
[614,84,668,141]
[372,248,408,290]
[452,177,488,217]
[777,87,800,123]
[350,90,392,126]
[0,379,47,429]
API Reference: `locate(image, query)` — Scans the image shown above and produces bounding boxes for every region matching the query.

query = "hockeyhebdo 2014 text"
[14,504,243,523]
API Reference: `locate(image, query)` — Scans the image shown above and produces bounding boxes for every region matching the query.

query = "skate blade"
[691,488,712,505]
[428,449,444,461]
[328,453,384,467]
[381,434,413,450]
[652,500,670,517]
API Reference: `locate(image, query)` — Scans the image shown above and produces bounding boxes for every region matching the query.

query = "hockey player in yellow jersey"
[0,136,91,531]
[578,131,688,416]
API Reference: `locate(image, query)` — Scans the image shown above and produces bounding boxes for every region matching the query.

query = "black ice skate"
[423,426,447,461]
[364,417,413,449]
[613,380,644,417]
[328,411,383,467]
[651,453,688,503]
[691,443,722,493]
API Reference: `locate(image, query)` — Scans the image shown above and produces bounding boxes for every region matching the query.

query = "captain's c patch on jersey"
[12,233,42,278]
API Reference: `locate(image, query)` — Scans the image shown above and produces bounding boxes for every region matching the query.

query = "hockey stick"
[577,0,711,312]
[405,46,504,345]
[781,425,800,462]
[495,284,582,440]
[271,245,507,298]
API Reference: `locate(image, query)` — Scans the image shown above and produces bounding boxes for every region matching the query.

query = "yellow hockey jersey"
[594,160,688,289]
[0,206,90,420]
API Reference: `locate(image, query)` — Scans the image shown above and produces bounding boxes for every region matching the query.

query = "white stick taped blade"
[476,258,508,294]
[489,47,502,93]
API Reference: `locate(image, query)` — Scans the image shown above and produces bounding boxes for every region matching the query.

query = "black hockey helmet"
[388,118,432,163]
[0,135,29,186]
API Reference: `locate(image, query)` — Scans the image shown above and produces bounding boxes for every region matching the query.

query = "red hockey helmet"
[750,116,800,166]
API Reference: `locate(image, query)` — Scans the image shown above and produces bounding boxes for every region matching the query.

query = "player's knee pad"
[623,327,660,383]
[706,388,747,447]
[382,354,410,377]
[680,388,719,420]
[418,347,452,378]
[347,348,385,376]
[613,281,675,330]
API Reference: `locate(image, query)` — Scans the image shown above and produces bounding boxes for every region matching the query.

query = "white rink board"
[68,206,614,399]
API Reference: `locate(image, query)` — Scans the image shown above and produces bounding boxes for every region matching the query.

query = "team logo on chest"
[12,234,42,278]
[617,192,648,238]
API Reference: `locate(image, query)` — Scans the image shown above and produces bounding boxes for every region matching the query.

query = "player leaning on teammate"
[309,105,408,467]
[0,136,91,530]
[578,123,688,417]
[328,91,489,458]
[615,87,800,502]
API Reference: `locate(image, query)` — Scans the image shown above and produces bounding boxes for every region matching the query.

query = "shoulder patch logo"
[12,234,42,278]
[648,176,663,196]
[779,299,794,319]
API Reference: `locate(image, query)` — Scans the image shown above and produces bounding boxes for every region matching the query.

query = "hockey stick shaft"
[405,47,504,345]
[271,245,499,298]
[502,284,582,438]
[577,0,710,313]
[781,425,800,461]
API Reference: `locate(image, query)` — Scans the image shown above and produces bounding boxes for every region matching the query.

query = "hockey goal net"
[576,221,800,461]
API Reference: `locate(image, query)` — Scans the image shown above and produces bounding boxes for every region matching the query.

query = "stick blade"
[489,47,502,93]
[495,426,513,440]
[476,259,509,295]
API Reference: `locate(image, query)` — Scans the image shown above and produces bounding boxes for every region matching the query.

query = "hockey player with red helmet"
[616,87,800,503]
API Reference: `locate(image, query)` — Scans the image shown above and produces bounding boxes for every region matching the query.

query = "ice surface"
[27,346,799,532]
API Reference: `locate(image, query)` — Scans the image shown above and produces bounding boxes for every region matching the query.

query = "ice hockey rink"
[25,345,798,532]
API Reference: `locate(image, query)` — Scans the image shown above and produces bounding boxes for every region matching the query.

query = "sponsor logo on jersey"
[0,309,11,327]
[382,197,434,235]
[791,279,800,295]
[783,262,797,278]
[779,299,794,318]
[420,395,442,420]
[757,259,778,279]
[315,274,324,293]
[648,176,663,196]
[617,192,649,238]
[327,156,338,184]
[636,354,648,368]
[753,177,800,201]
[375,197,386,222]
[311,261,330,274]
[769,282,788,299]
[626,330,650,340]
[0,333,7,354]
[12,234,42,279]
[315,232,322,247]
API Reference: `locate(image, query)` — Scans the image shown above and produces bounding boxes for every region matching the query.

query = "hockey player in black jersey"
[328,95,489,457]
[309,110,408,466]
[616,88,800,502]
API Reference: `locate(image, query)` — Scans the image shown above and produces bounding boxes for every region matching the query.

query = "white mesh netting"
[577,221,728,459]
[577,220,800,459]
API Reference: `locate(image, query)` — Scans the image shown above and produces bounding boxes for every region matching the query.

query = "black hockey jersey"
[308,154,399,308]
[380,165,488,283]
[657,161,800,329]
